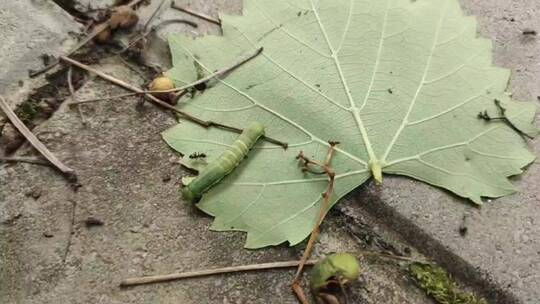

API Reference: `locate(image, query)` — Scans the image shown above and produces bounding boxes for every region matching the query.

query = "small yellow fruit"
[149,76,176,104]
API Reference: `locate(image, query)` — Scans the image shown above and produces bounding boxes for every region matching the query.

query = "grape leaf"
[163,0,537,248]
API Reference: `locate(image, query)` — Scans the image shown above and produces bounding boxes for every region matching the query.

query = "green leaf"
[163,0,537,248]
[497,97,539,138]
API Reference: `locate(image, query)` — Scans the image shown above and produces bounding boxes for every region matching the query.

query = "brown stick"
[29,0,146,78]
[170,1,221,26]
[120,259,317,287]
[58,55,287,149]
[72,46,263,103]
[62,200,77,264]
[291,142,339,304]
[0,96,76,180]
[67,66,88,126]
[144,46,264,94]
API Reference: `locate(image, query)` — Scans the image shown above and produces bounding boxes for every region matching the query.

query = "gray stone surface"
[0,61,433,304]
[345,2,540,303]
[0,0,538,303]
[0,1,436,303]
[72,0,116,13]
[0,0,80,100]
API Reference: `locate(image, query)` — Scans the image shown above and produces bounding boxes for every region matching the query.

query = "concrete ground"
[0,0,538,303]
[0,60,433,304]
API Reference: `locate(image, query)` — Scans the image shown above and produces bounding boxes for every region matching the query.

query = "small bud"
[310,253,360,291]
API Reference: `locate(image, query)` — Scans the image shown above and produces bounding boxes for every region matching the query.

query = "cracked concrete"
[0,61,433,303]
[0,0,80,106]
[1,0,539,303]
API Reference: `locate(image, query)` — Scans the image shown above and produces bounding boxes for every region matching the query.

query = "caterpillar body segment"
[182,122,265,202]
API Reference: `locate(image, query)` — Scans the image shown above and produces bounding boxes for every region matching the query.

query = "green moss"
[409,263,488,304]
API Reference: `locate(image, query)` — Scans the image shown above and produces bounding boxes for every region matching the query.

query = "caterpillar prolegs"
[182,122,265,202]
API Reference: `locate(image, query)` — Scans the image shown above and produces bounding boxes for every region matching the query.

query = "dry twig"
[62,200,77,264]
[115,0,199,56]
[121,259,317,287]
[291,141,339,304]
[141,46,264,94]
[0,96,76,181]
[171,1,221,26]
[67,66,88,126]
[59,54,287,149]
[71,47,263,104]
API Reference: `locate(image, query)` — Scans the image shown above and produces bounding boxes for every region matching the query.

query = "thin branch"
[291,282,310,304]
[115,0,197,55]
[62,200,77,264]
[0,156,52,167]
[144,47,264,94]
[73,46,263,103]
[29,0,146,77]
[153,18,199,30]
[171,89,189,104]
[0,96,77,181]
[493,99,534,139]
[67,66,88,126]
[170,1,221,26]
[59,55,287,149]
[292,142,339,304]
[143,0,167,31]
[120,259,317,287]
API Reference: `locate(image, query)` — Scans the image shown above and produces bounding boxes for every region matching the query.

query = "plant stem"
[291,142,339,304]
[147,47,264,94]
[67,66,87,126]
[0,96,77,181]
[59,55,287,149]
[120,259,317,287]
[170,1,221,26]
[72,46,263,102]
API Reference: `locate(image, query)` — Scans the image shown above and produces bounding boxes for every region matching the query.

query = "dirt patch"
[1,68,85,155]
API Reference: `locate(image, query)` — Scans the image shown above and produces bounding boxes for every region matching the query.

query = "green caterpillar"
[182,122,265,202]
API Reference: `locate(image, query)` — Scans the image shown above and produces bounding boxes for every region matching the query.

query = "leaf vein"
[381,0,450,162]
[310,0,377,163]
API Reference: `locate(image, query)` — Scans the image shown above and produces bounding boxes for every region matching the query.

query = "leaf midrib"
[180,0,459,178]
[309,0,378,165]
